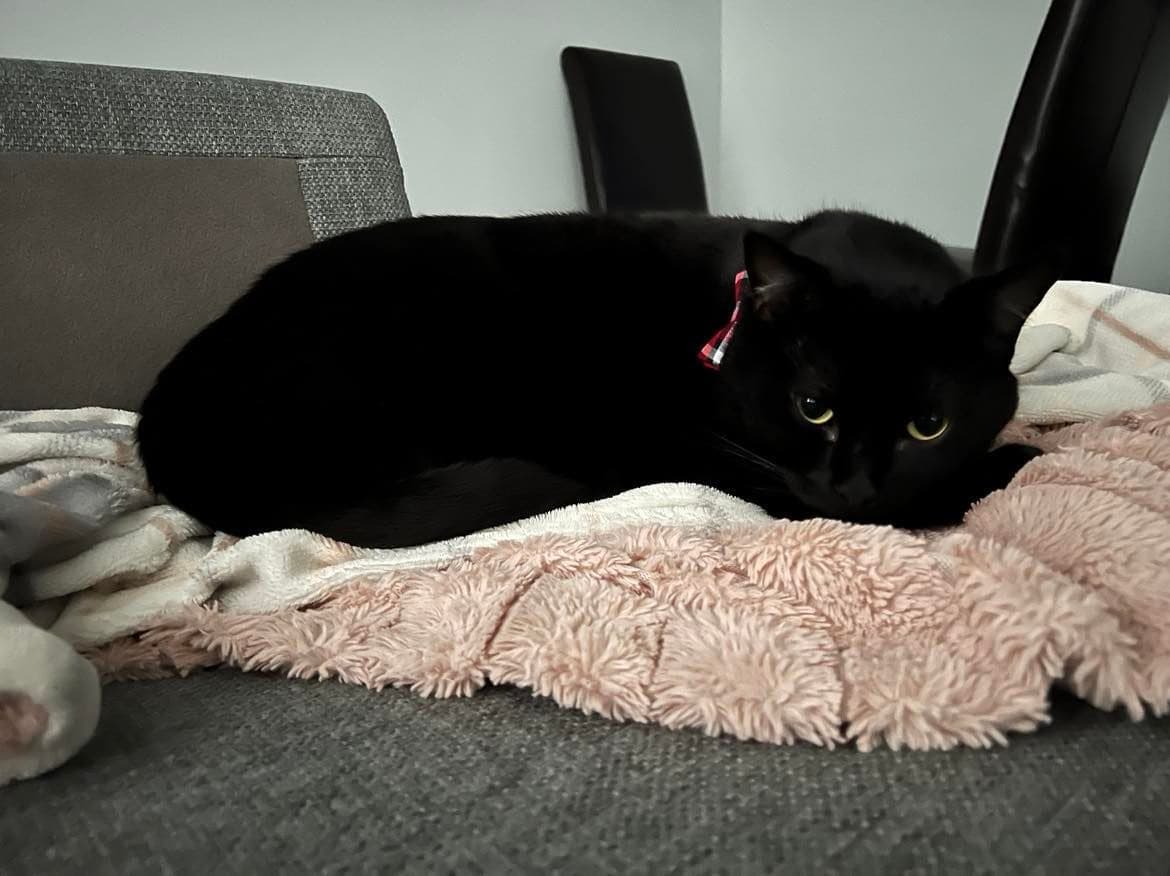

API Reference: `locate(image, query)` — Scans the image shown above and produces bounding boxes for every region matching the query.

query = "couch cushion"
[0,153,314,410]
[1,672,1167,872]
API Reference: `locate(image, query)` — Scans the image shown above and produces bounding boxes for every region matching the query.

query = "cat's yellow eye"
[907,413,949,441]
[797,395,834,425]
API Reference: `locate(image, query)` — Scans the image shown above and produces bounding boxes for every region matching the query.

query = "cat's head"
[718,211,1054,524]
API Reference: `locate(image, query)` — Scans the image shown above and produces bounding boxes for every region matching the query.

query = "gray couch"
[2,58,1167,874]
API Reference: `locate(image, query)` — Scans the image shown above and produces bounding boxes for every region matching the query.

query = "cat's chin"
[768,473,868,522]
[780,484,951,529]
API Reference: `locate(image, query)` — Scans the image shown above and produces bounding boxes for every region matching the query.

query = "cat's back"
[316,210,755,286]
[141,211,755,419]
[206,211,763,373]
[136,211,748,514]
[785,210,966,305]
[228,212,744,322]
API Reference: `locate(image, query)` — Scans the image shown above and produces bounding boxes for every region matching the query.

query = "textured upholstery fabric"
[0,57,411,410]
[297,155,409,239]
[0,153,313,410]
[1,673,1167,874]
[0,58,411,235]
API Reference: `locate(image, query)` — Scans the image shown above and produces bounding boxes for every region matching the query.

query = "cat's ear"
[741,231,824,321]
[946,259,1059,360]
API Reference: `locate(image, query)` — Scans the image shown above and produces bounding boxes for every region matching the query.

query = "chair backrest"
[973,0,1170,280]
[0,58,410,411]
[561,46,708,213]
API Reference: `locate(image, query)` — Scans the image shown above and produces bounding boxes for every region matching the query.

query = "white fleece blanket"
[0,413,765,648]
[0,414,764,785]
[1012,281,1170,424]
[2,278,1168,784]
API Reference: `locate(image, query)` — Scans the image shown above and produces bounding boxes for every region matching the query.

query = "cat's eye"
[907,413,949,441]
[797,395,834,425]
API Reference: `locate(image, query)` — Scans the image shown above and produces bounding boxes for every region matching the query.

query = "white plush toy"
[0,409,145,785]
[0,482,103,785]
[0,590,100,786]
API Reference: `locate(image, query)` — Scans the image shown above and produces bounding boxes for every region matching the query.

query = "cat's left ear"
[741,231,825,322]
[946,259,1060,360]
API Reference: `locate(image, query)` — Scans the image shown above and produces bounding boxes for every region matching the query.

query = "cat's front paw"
[982,443,1044,492]
[929,443,1044,527]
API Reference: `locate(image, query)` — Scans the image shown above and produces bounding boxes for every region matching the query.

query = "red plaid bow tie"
[697,270,749,370]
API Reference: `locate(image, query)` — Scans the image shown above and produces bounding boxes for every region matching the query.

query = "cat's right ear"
[945,258,1060,362]
[742,231,821,322]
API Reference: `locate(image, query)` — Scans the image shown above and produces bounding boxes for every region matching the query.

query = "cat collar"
[697,270,749,370]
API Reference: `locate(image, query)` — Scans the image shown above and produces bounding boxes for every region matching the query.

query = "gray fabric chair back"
[1,58,410,410]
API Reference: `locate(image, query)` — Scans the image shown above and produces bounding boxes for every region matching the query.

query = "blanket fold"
[1012,281,1170,423]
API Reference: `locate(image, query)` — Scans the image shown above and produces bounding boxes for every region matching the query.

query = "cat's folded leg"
[882,443,1044,530]
[971,443,1044,495]
[937,443,1044,525]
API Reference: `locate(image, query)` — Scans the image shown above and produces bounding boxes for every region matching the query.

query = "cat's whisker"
[712,433,778,468]
[710,433,789,481]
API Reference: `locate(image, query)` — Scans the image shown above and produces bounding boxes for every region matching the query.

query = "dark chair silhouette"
[563,1,1170,283]
[561,46,708,213]
[973,0,1170,280]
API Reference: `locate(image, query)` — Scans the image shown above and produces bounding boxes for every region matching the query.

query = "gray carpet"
[3,671,1168,875]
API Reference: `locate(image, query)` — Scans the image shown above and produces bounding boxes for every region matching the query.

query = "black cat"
[137,210,1051,548]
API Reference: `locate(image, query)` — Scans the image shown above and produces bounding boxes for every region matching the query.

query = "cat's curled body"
[137,210,1049,548]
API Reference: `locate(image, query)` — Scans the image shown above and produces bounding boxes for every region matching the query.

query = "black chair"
[563,1,1170,283]
[973,0,1170,280]
[561,46,708,213]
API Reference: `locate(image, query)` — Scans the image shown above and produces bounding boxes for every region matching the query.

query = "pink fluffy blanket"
[91,406,1170,751]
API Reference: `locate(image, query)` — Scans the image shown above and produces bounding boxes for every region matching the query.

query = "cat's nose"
[833,474,877,506]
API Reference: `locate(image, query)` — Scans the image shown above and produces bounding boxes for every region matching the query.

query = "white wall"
[718,0,1169,290]
[718,0,1046,242]
[1116,112,1170,291]
[0,0,722,217]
